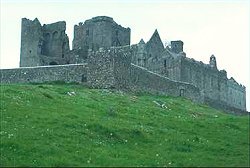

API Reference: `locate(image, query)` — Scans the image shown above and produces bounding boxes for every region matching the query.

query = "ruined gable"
[20,18,70,67]
[146,29,164,60]
[41,21,70,59]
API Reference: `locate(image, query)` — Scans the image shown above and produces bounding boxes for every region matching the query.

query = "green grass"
[0,83,249,167]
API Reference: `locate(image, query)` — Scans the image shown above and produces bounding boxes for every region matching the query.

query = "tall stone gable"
[73,16,130,51]
[146,29,164,59]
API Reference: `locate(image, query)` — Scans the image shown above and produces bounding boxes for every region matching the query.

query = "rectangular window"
[164,60,167,68]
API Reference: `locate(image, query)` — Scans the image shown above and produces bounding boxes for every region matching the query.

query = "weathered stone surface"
[171,40,183,54]
[20,18,70,67]
[130,64,203,103]
[20,18,43,67]
[0,64,87,84]
[131,29,246,112]
[87,45,203,103]
[87,48,116,89]
[3,15,247,114]
[73,16,130,51]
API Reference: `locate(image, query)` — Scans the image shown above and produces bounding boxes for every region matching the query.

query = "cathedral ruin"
[0,16,247,114]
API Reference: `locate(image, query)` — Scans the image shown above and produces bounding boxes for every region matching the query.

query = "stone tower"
[171,40,183,54]
[20,18,43,67]
[72,16,130,51]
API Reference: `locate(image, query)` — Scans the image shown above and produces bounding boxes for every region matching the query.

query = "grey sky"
[1,0,249,110]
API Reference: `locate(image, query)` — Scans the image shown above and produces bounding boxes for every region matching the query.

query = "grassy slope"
[0,83,249,167]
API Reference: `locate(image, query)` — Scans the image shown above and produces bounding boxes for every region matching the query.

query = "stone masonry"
[20,18,70,67]
[0,16,247,114]
[131,33,246,112]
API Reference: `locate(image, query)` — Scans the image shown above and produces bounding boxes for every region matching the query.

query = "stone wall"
[227,78,246,110]
[132,38,246,112]
[179,57,246,111]
[0,64,87,84]
[155,54,246,111]
[3,40,247,113]
[86,46,203,103]
[180,57,223,100]
[87,48,116,88]
[204,97,248,115]
[129,64,203,103]
[113,46,132,89]
[87,45,132,89]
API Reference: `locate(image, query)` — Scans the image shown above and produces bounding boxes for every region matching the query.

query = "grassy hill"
[0,83,249,167]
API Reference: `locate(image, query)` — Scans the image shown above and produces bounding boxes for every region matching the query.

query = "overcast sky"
[0,0,249,110]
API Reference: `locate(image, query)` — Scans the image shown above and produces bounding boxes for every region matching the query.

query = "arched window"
[52,31,58,39]
[45,33,50,41]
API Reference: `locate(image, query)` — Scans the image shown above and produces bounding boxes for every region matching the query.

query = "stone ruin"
[0,16,247,114]
[20,16,130,66]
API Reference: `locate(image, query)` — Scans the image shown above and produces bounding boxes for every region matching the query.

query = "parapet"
[228,77,245,91]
